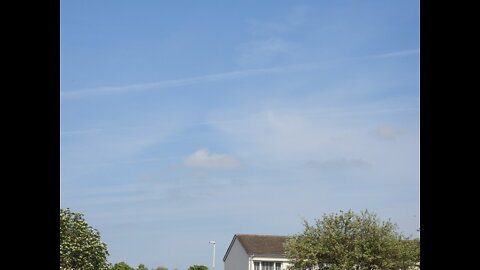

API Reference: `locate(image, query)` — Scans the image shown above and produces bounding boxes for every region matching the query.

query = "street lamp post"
[209,240,216,270]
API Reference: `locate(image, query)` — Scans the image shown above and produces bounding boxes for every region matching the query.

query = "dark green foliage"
[188,265,209,270]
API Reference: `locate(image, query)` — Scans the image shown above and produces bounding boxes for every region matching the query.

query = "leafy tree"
[112,262,133,270]
[153,267,168,270]
[284,209,420,270]
[136,264,149,270]
[110,262,135,270]
[188,265,209,270]
[60,208,110,270]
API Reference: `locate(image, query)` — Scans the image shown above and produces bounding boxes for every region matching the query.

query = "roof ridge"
[236,233,289,237]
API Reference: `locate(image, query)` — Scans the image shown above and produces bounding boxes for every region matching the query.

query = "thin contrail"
[365,48,420,59]
[61,48,419,99]
[60,64,320,98]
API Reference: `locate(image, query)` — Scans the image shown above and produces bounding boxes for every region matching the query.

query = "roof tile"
[236,234,290,255]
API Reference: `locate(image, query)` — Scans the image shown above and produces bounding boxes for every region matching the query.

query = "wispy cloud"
[61,48,418,99]
[60,64,317,99]
[239,6,307,68]
[60,129,102,136]
[246,5,309,36]
[305,158,372,171]
[205,95,418,175]
[369,125,406,140]
[183,149,242,169]
[139,174,180,184]
[366,49,419,59]
[235,38,295,68]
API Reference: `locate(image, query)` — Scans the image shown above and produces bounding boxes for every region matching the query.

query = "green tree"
[284,209,420,270]
[136,264,149,270]
[153,267,168,270]
[60,208,110,270]
[187,265,209,270]
[110,262,135,270]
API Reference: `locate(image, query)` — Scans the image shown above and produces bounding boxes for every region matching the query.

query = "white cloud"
[207,109,340,162]
[205,99,418,177]
[183,149,242,169]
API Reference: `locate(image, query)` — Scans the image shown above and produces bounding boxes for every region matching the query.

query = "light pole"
[209,240,216,270]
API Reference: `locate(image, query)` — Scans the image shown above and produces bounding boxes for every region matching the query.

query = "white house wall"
[224,238,249,270]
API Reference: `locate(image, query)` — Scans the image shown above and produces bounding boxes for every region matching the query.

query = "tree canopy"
[187,265,209,270]
[152,267,169,270]
[284,210,420,270]
[136,264,149,270]
[110,262,135,270]
[60,208,110,270]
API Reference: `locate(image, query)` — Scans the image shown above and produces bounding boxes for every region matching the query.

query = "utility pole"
[209,240,216,270]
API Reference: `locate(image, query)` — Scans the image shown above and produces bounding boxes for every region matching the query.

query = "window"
[263,262,274,270]
[254,262,282,270]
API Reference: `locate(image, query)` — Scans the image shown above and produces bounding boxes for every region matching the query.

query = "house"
[223,234,291,270]
[223,234,420,270]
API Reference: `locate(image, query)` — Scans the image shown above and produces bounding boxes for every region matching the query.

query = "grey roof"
[223,234,290,261]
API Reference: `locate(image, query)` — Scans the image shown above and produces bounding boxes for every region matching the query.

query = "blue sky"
[60,0,420,269]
